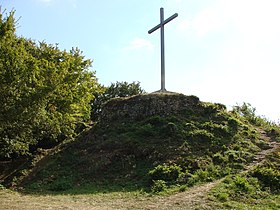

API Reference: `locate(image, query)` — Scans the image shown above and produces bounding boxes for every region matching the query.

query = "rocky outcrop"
[99,92,200,124]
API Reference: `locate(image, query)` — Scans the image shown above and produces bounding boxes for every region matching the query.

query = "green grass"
[209,146,280,209]
[1,96,279,209]
[14,101,272,194]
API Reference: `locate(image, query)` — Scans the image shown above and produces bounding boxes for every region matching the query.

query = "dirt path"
[244,128,279,172]
[141,180,222,210]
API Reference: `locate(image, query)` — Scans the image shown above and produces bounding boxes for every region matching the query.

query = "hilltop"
[0,93,279,209]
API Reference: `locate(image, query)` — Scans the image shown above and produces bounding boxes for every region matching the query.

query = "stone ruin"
[99,92,200,124]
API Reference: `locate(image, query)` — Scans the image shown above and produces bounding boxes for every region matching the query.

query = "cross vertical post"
[148,8,178,92]
[160,8,165,91]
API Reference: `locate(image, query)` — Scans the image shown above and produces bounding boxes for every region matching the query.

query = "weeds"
[2,97,279,210]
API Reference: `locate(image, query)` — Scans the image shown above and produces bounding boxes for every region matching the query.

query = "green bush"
[149,163,182,183]
[216,192,229,202]
[225,150,246,164]
[189,129,214,143]
[178,185,187,192]
[187,163,230,187]
[212,175,266,203]
[151,180,167,193]
[165,122,178,135]
[187,169,212,187]
[146,116,167,127]
[251,166,280,193]
[177,171,191,184]
[136,123,156,137]
[212,152,227,164]
[0,184,5,190]
[233,175,252,193]
[48,178,73,191]
[201,121,231,138]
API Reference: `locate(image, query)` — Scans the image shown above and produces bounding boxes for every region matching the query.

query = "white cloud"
[169,0,280,121]
[123,38,154,52]
[176,6,226,37]
[192,7,226,37]
[225,0,280,42]
[177,0,280,39]
[177,19,190,32]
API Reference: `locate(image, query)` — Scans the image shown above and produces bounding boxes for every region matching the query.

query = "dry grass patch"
[0,184,217,210]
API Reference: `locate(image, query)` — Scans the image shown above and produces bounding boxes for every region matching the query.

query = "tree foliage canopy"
[0,11,99,158]
[91,81,145,120]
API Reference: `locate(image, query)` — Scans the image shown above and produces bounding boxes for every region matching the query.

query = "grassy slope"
[1,96,279,209]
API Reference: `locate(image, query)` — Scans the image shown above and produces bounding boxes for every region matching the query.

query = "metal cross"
[148,8,178,92]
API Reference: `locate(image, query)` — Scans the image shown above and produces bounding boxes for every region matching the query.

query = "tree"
[91,81,145,120]
[0,11,99,158]
[104,81,145,98]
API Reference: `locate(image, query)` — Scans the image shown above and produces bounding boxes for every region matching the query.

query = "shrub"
[165,122,178,135]
[149,163,182,183]
[177,171,191,184]
[178,185,187,192]
[224,150,246,164]
[201,121,230,138]
[189,129,214,143]
[233,175,252,193]
[216,192,229,202]
[151,180,167,193]
[146,116,167,127]
[0,184,5,190]
[187,163,230,187]
[251,165,280,193]
[212,152,227,164]
[187,169,209,186]
[49,178,73,191]
[136,123,156,137]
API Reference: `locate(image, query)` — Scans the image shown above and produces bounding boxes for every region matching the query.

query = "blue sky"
[2,0,280,122]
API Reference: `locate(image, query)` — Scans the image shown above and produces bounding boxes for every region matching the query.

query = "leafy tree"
[104,81,145,98]
[0,11,99,158]
[91,81,145,120]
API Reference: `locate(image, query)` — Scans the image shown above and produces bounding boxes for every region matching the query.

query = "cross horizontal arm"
[162,13,178,26]
[148,23,161,34]
[148,13,178,34]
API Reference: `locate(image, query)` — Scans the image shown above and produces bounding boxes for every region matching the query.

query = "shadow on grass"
[20,179,150,196]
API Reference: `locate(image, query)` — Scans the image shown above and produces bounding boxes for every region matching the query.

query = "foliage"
[251,163,280,193]
[0,184,5,190]
[90,81,145,120]
[105,81,145,98]
[212,175,264,201]
[187,164,231,187]
[232,103,258,124]
[0,11,99,158]
[210,147,280,209]
[232,103,280,144]
[21,99,265,192]
[151,180,167,193]
[149,163,182,183]
[232,103,279,131]
[2,89,280,209]
[48,178,74,191]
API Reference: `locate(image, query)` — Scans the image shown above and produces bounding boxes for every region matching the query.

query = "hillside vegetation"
[1,94,279,209]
